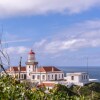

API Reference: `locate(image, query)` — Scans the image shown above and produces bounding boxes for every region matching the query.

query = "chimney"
[52,67,54,72]
[10,67,11,72]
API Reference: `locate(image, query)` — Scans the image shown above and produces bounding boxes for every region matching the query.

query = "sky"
[0,0,100,67]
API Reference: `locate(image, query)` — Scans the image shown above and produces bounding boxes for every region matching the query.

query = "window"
[86,75,88,79]
[42,75,45,80]
[37,75,40,79]
[55,74,57,80]
[33,75,35,79]
[48,75,50,80]
[82,75,84,80]
[24,74,26,79]
[59,74,60,78]
[29,73,30,76]
[62,74,63,78]
[20,74,23,79]
[71,76,74,80]
[52,75,53,79]
[84,75,85,79]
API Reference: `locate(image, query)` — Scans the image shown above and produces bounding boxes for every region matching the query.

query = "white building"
[5,66,26,80]
[2,50,64,84]
[66,72,89,86]
[25,50,38,80]
[31,66,64,82]
[1,50,94,88]
[25,50,64,82]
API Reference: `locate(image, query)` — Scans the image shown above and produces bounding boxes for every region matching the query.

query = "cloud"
[0,0,100,17]
[5,46,29,54]
[0,46,30,66]
[34,39,47,48]
[33,19,100,54]
[2,39,31,44]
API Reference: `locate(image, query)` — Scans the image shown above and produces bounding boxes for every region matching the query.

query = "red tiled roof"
[13,67,18,71]
[37,66,61,72]
[38,82,55,87]
[20,67,26,71]
[6,66,26,72]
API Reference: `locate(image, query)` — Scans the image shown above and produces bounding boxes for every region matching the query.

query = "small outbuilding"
[66,72,89,86]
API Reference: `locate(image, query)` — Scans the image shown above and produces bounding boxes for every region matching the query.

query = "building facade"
[66,72,89,86]
[1,50,91,88]
[31,66,64,82]
[2,50,64,83]
[6,67,27,80]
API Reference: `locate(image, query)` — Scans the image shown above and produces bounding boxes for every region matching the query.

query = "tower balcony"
[25,61,38,65]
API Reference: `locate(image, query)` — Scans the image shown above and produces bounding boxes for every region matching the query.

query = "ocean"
[58,66,100,82]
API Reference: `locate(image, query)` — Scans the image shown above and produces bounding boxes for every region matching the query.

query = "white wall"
[67,76,79,83]
[31,73,46,81]
[47,73,64,81]
[28,54,35,62]
[31,72,64,81]
[79,74,89,82]
[66,73,89,86]
[26,65,36,79]
[20,73,27,79]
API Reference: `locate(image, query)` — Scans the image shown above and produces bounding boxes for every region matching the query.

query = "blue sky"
[0,0,100,67]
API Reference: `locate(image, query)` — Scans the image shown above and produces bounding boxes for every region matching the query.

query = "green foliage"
[0,75,100,100]
[52,84,78,96]
[87,82,100,92]
[70,82,100,100]
[0,75,26,100]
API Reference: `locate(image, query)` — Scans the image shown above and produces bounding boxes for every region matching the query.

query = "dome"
[29,50,35,54]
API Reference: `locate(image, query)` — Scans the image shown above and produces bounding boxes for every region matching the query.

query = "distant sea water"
[58,66,100,82]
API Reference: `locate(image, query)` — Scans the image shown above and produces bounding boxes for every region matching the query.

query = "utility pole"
[40,66,41,84]
[19,57,22,83]
[0,64,8,75]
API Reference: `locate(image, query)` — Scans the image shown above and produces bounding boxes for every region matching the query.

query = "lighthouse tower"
[26,50,38,79]
[28,50,35,62]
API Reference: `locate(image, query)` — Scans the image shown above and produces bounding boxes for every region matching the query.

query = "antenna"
[0,25,9,75]
[87,57,89,74]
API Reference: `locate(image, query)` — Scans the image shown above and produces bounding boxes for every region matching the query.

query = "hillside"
[0,75,100,100]
[70,82,100,99]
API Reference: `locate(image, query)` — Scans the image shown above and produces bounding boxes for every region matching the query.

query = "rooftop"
[37,66,62,72]
[29,49,35,54]
[67,72,88,76]
[38,82,55,88]
[6,66,26,72]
